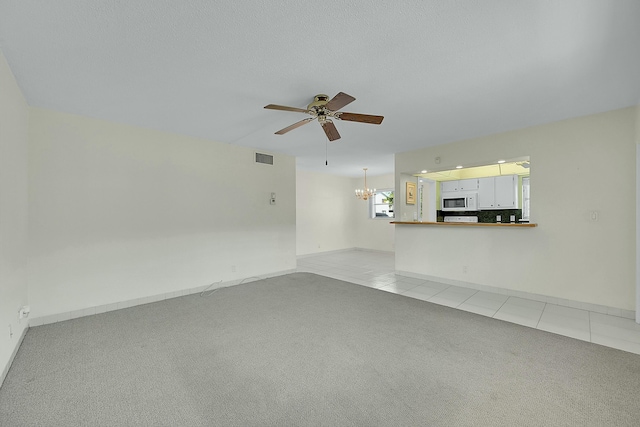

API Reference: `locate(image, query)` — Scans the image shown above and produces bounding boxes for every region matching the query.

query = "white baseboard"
[297,247,393,259]
[395,270,635,320]
[28,269,297,328]
[297,247,357,259]
[353,247,394,255]
[1,324,28,389]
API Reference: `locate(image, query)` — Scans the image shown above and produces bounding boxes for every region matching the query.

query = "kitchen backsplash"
[437,209,523,223]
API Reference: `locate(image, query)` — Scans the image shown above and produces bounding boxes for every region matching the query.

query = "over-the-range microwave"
[442,193,477,211]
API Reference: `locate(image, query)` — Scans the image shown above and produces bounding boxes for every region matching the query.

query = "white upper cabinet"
[441,178,478,193]
[441,180,459,192]
[459,178,479,191]
[477,175,518,209]
[478,177,496,208]
[494,175,517,208]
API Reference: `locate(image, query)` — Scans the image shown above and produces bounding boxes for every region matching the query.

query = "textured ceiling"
[1,1,639,177]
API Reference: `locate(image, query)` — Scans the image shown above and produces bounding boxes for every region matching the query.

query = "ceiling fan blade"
[275,117,315,135]
[325,92,356,112]
[336,112,384,125]
[321,120,341,141]
[264,104,309,114]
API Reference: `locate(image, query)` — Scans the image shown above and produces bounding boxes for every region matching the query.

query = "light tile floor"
[297,250,640,355]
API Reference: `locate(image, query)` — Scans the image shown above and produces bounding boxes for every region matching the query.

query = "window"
[370,189,394,219]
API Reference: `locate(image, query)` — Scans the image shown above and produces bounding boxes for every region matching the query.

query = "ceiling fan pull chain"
[325,139,328,165]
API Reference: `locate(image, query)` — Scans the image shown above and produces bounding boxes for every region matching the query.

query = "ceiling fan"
[264,92,384,141]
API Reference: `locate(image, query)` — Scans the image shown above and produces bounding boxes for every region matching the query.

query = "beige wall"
[395,107,637,311]
[296,170,395,256]
[28,108,297,318]
[296,170,358,255]
[0,49,29,383]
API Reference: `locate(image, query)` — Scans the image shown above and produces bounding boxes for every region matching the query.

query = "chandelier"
[355,168,375,200]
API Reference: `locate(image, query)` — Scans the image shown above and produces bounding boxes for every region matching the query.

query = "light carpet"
[1,272,640,426]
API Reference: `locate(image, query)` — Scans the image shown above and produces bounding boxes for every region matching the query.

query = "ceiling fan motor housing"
[307,94,330,110]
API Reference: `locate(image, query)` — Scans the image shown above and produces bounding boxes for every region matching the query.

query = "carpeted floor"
[1,272,640,426]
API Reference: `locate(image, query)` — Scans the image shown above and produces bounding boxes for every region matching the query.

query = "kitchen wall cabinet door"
[478,175,518,209]
[494,175,517,208]
[478,177,495,208]
[459,178,479,191]
[441,180,458,192]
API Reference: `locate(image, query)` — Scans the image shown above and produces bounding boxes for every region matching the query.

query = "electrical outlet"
[231,265,236,273]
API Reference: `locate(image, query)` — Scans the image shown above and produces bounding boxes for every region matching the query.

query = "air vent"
[255,152,274,165]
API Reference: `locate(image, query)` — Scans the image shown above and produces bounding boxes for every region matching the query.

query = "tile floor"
[297,249,640,355]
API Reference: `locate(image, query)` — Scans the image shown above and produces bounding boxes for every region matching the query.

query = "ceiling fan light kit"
[264,92,384,142]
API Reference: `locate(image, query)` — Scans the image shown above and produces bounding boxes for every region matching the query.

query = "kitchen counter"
[391,221,537,227]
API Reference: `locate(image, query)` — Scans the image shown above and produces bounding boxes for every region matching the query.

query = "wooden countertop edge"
[390,221,538,227]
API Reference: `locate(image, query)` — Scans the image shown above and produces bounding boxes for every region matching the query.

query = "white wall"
[28,108,296,318]
[395,107,637,311]
[296,170,395,256]
[0,49,29,383]
[352,173,395,252]
[398,173,419,222]
[296,170,358,255]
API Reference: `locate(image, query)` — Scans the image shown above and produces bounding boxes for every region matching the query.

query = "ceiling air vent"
[255,152,274,165]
